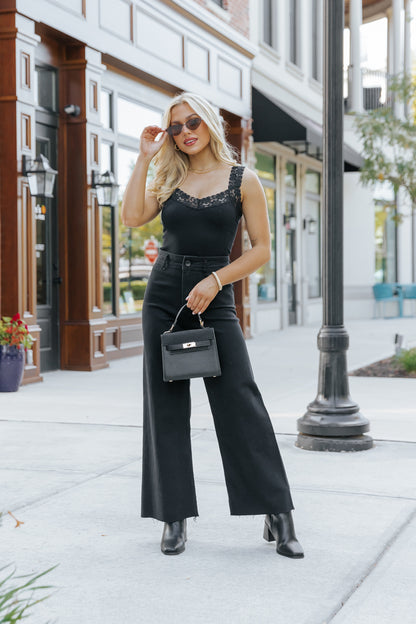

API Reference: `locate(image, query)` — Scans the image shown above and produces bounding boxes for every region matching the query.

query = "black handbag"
[161,304,221,382]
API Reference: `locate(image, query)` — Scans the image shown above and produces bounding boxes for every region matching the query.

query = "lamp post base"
[297,326,374,452]
[296,433,374,452]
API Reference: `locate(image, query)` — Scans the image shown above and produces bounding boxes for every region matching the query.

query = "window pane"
[117,146,139,196]
[263,0,273,46]
[285,162,296,188]
[255,152,275,181]
[311,0,319,80]
[305,170,320,194]
[257,187,277,302]
[101,142,113,173]
[100,90,112,129]
[36,67,58,111]
[102,205,114,315]
[375,203,397,283]
[289,0,298,65]
[305,198,321,298]
[117,146,162,315]
[117,98,161,140]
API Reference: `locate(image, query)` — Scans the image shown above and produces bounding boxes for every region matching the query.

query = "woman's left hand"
[186,275,219,315]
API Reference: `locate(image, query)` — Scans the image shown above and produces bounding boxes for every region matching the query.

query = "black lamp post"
[91,170,119,207]
[296,0,373,452]
[22,154,57,199]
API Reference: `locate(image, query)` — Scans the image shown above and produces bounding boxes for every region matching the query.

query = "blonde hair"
[148,92,238,205]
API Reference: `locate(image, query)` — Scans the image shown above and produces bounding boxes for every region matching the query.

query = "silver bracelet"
[211,271,223,291]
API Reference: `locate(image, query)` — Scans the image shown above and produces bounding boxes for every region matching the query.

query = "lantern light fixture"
[283,214,297,231]
[22,154,57,199]
[303,215,318,235]
[91,170,119,207]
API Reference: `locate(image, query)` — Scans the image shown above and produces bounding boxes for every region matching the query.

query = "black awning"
[252,88,364,172]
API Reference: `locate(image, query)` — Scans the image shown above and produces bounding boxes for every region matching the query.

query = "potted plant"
[0,313,33,392]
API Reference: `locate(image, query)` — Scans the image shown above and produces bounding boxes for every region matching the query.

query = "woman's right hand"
[139,125,168,160]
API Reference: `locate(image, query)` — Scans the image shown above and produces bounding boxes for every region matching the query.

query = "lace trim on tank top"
[172,165,244,210]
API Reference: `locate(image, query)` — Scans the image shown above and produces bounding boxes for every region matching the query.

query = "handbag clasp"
[183,342,196,349]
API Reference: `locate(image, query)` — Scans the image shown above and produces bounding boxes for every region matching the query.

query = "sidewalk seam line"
[1,420,416,446]
[325,505,416,623]
[9,457,142,516]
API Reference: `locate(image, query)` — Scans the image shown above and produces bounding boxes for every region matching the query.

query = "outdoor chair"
[402,283,416,316]
[372,283,403,318]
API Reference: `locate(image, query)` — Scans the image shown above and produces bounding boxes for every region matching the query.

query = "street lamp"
[296,0,373,452]
[22,154,57,199]
[91,170,119,207]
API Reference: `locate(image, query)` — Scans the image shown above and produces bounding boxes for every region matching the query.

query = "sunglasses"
[166,117,202,137]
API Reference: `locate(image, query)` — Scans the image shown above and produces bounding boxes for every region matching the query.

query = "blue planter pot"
[0,345,25,392]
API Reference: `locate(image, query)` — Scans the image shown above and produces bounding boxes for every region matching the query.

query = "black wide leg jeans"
[141,250,294,523]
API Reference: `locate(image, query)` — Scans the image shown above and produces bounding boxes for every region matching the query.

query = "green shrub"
[0,564,57,623]
[396,347,416,372]
[0,514,57,623]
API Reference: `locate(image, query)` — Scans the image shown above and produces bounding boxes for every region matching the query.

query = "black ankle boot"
[160,519,187,555]
[263,512,304,559]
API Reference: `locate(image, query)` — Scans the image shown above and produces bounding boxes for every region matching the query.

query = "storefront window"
[100,90,113,129]
[305,170,321,298]
[117,142,162,315]
[100,89,164,316]
[101,141,113,172]
[255,152,277,302]
[256,151,275,181]
[375,203,397,283]
[102,205,114,315]
[117,97,161,140]
[374,182,397,283]
[305,169,320,194]
[285,162,296,188]
[35,66,58,111]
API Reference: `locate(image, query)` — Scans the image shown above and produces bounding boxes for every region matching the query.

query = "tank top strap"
[228,165,245,204]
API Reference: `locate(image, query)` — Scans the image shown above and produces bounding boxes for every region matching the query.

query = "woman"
[121,92,304,559]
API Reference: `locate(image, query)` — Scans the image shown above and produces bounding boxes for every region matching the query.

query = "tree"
[354,73,416,219]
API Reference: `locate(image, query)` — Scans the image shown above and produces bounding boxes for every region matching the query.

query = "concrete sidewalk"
[0,318,415,624]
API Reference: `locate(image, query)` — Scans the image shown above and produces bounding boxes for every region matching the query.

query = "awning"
[252,88,364,172]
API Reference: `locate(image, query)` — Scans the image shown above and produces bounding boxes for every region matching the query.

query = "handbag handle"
[166,303,204,333]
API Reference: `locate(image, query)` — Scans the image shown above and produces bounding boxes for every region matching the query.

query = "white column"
[387,9,394,75]
[349,0,363,112]
[392,0,404,117]
[404,0,412,117]
[393,0,403,75]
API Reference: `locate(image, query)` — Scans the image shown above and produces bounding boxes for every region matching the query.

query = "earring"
[174,144,180,151]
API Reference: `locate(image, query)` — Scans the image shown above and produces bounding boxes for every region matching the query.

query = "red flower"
[11,313,20,322]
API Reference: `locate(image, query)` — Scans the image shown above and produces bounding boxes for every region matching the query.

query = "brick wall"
[192,0,249,38]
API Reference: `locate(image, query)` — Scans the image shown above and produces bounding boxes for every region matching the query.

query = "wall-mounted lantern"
[283,214,297,231]
[91,170,119,207]
[22,154,57,199]
[303,215,318,235]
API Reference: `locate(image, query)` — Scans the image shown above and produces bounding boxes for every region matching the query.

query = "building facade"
[1,0,414,384]
[249,0,414,334]
[0,0,254,383]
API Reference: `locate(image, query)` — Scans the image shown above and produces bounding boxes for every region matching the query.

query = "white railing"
[344,66,390,112]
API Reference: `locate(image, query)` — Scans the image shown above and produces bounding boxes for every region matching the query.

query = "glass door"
[35,124,60,371]
[285,200,297,325]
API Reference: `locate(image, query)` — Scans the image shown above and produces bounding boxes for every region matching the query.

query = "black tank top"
[160,165,244,256]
